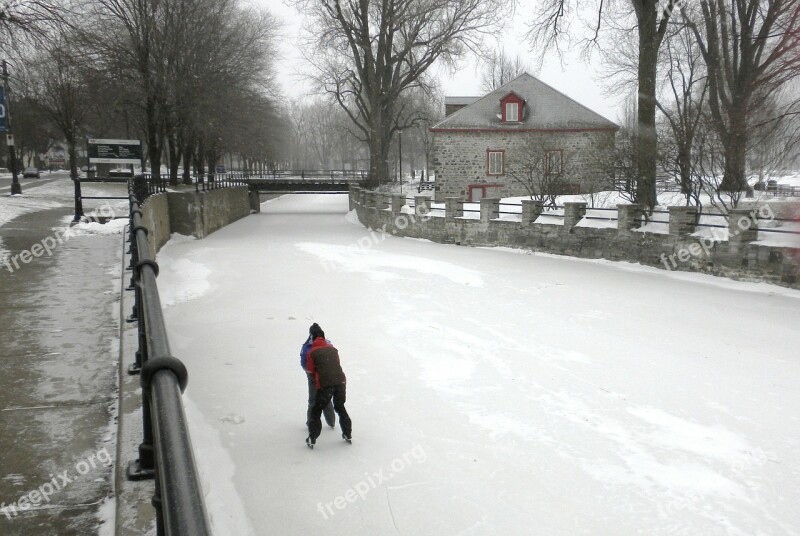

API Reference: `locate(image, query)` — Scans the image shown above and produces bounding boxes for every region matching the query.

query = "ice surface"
[157,194,800,536]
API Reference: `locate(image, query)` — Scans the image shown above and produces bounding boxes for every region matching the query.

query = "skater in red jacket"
[304,325,352,449]
[301,324,335,429]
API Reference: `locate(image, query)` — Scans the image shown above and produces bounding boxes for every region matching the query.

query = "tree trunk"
[148,143,162,188]
[67,135,78,180]
[206,149,217,182]
[196,138,205,177]
[719,106,748,192]
[636,4,659,210]
[678,142,692,197]
[182,137,193,185]
[166,132,179,186]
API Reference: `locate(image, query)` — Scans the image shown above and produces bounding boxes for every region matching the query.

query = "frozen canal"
[157,194,800,535]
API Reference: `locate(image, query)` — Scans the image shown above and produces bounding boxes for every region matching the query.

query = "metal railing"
[125,181,212,535]
[72,176,131,221]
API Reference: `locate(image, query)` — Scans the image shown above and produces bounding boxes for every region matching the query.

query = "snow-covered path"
[158,194,800,536]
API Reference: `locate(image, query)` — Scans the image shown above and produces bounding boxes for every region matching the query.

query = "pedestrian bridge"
[247,177,364,194]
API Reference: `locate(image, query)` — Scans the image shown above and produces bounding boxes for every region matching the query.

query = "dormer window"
[506,102,519,122]
[500,92,525,123]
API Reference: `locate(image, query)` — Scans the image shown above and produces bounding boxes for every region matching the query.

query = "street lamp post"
[2,60,21,195]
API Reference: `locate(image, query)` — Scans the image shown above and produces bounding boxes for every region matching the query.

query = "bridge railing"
[137,170,368,194]
[125,182,213,535]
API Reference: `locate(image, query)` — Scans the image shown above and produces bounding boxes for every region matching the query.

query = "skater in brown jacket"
[304,325,352,448]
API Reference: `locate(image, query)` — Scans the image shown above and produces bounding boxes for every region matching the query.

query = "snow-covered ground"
[157,194,800,536]
[0,176,130,262]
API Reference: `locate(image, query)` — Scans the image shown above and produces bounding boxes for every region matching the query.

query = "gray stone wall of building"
[431,130,615,201]
[350,187,800,289]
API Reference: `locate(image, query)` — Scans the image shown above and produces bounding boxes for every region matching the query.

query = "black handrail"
[126,180,213,535]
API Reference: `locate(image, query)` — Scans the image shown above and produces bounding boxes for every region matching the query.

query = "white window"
[546,150,562,175]
[488,151,504,175]
[505,102,519,122]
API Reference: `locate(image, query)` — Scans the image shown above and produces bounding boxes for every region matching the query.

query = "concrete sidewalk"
[0,203,123,534]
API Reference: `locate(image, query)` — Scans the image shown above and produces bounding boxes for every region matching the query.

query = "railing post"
[349,186,359,210]
[72,178,84,222]
[414,195,430,217]
[480,198,500,222]
[249,185,261,213]
[668,206,699,236]
[728,208,759,246]
[563,202,587,230]
[521,200,544,224]
[445,197,463,221]
[617,203,644,234]
[379,193,392,211]
[366,191,377,209]
[390,194,405,215]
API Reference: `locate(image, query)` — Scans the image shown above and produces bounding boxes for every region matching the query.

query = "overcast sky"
[259,0,625,123]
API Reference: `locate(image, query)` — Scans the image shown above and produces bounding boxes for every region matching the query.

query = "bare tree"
[683,0,800,193]
[289,98,358,169]
[749,87,800,184]
[691,112,744,212]
[0,0,63,46]
[27,37,90,180]
[528,0,681,211]
[507,138,567,207]
[84,0,282,182]
[480,47,529,92]
[656,16,707,207]
[298,0,508,187]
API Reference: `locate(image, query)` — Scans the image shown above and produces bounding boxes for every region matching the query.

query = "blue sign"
[0,87,6,132]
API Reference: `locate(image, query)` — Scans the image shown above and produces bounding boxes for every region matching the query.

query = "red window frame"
[468,183,505,202]
[545,149,563,175]
[487,149,505,176]
[500,92,525,123]
[505,102,519,122]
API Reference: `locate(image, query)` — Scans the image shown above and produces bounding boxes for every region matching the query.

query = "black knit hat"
[309,323,325,339]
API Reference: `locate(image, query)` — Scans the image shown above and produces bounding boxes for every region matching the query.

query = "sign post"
[1,61,21,195]
[74,138,142,222]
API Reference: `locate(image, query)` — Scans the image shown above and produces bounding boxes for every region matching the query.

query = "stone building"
[430,73,619,201]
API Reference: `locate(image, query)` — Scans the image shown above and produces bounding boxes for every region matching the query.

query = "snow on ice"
[156,194,800,536]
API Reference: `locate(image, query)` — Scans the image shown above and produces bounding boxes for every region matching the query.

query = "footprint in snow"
[220,414,245,425]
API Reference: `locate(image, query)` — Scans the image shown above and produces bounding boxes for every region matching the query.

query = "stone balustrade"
[445,197,464,220]
[521,200,544,224]
[563,202,588,230]
[346,187,797,288]
[668,206,698,236]
[480,198,500,222]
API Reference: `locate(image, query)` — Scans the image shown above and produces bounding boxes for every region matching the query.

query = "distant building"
[431,73,619,201]
[444,96,480,117]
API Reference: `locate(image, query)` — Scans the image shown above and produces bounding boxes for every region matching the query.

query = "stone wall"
[140,186,251,257]
[350,188,800,289]
[167,186,251,240]
[140,193,170,260]
[431,129,615,201]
